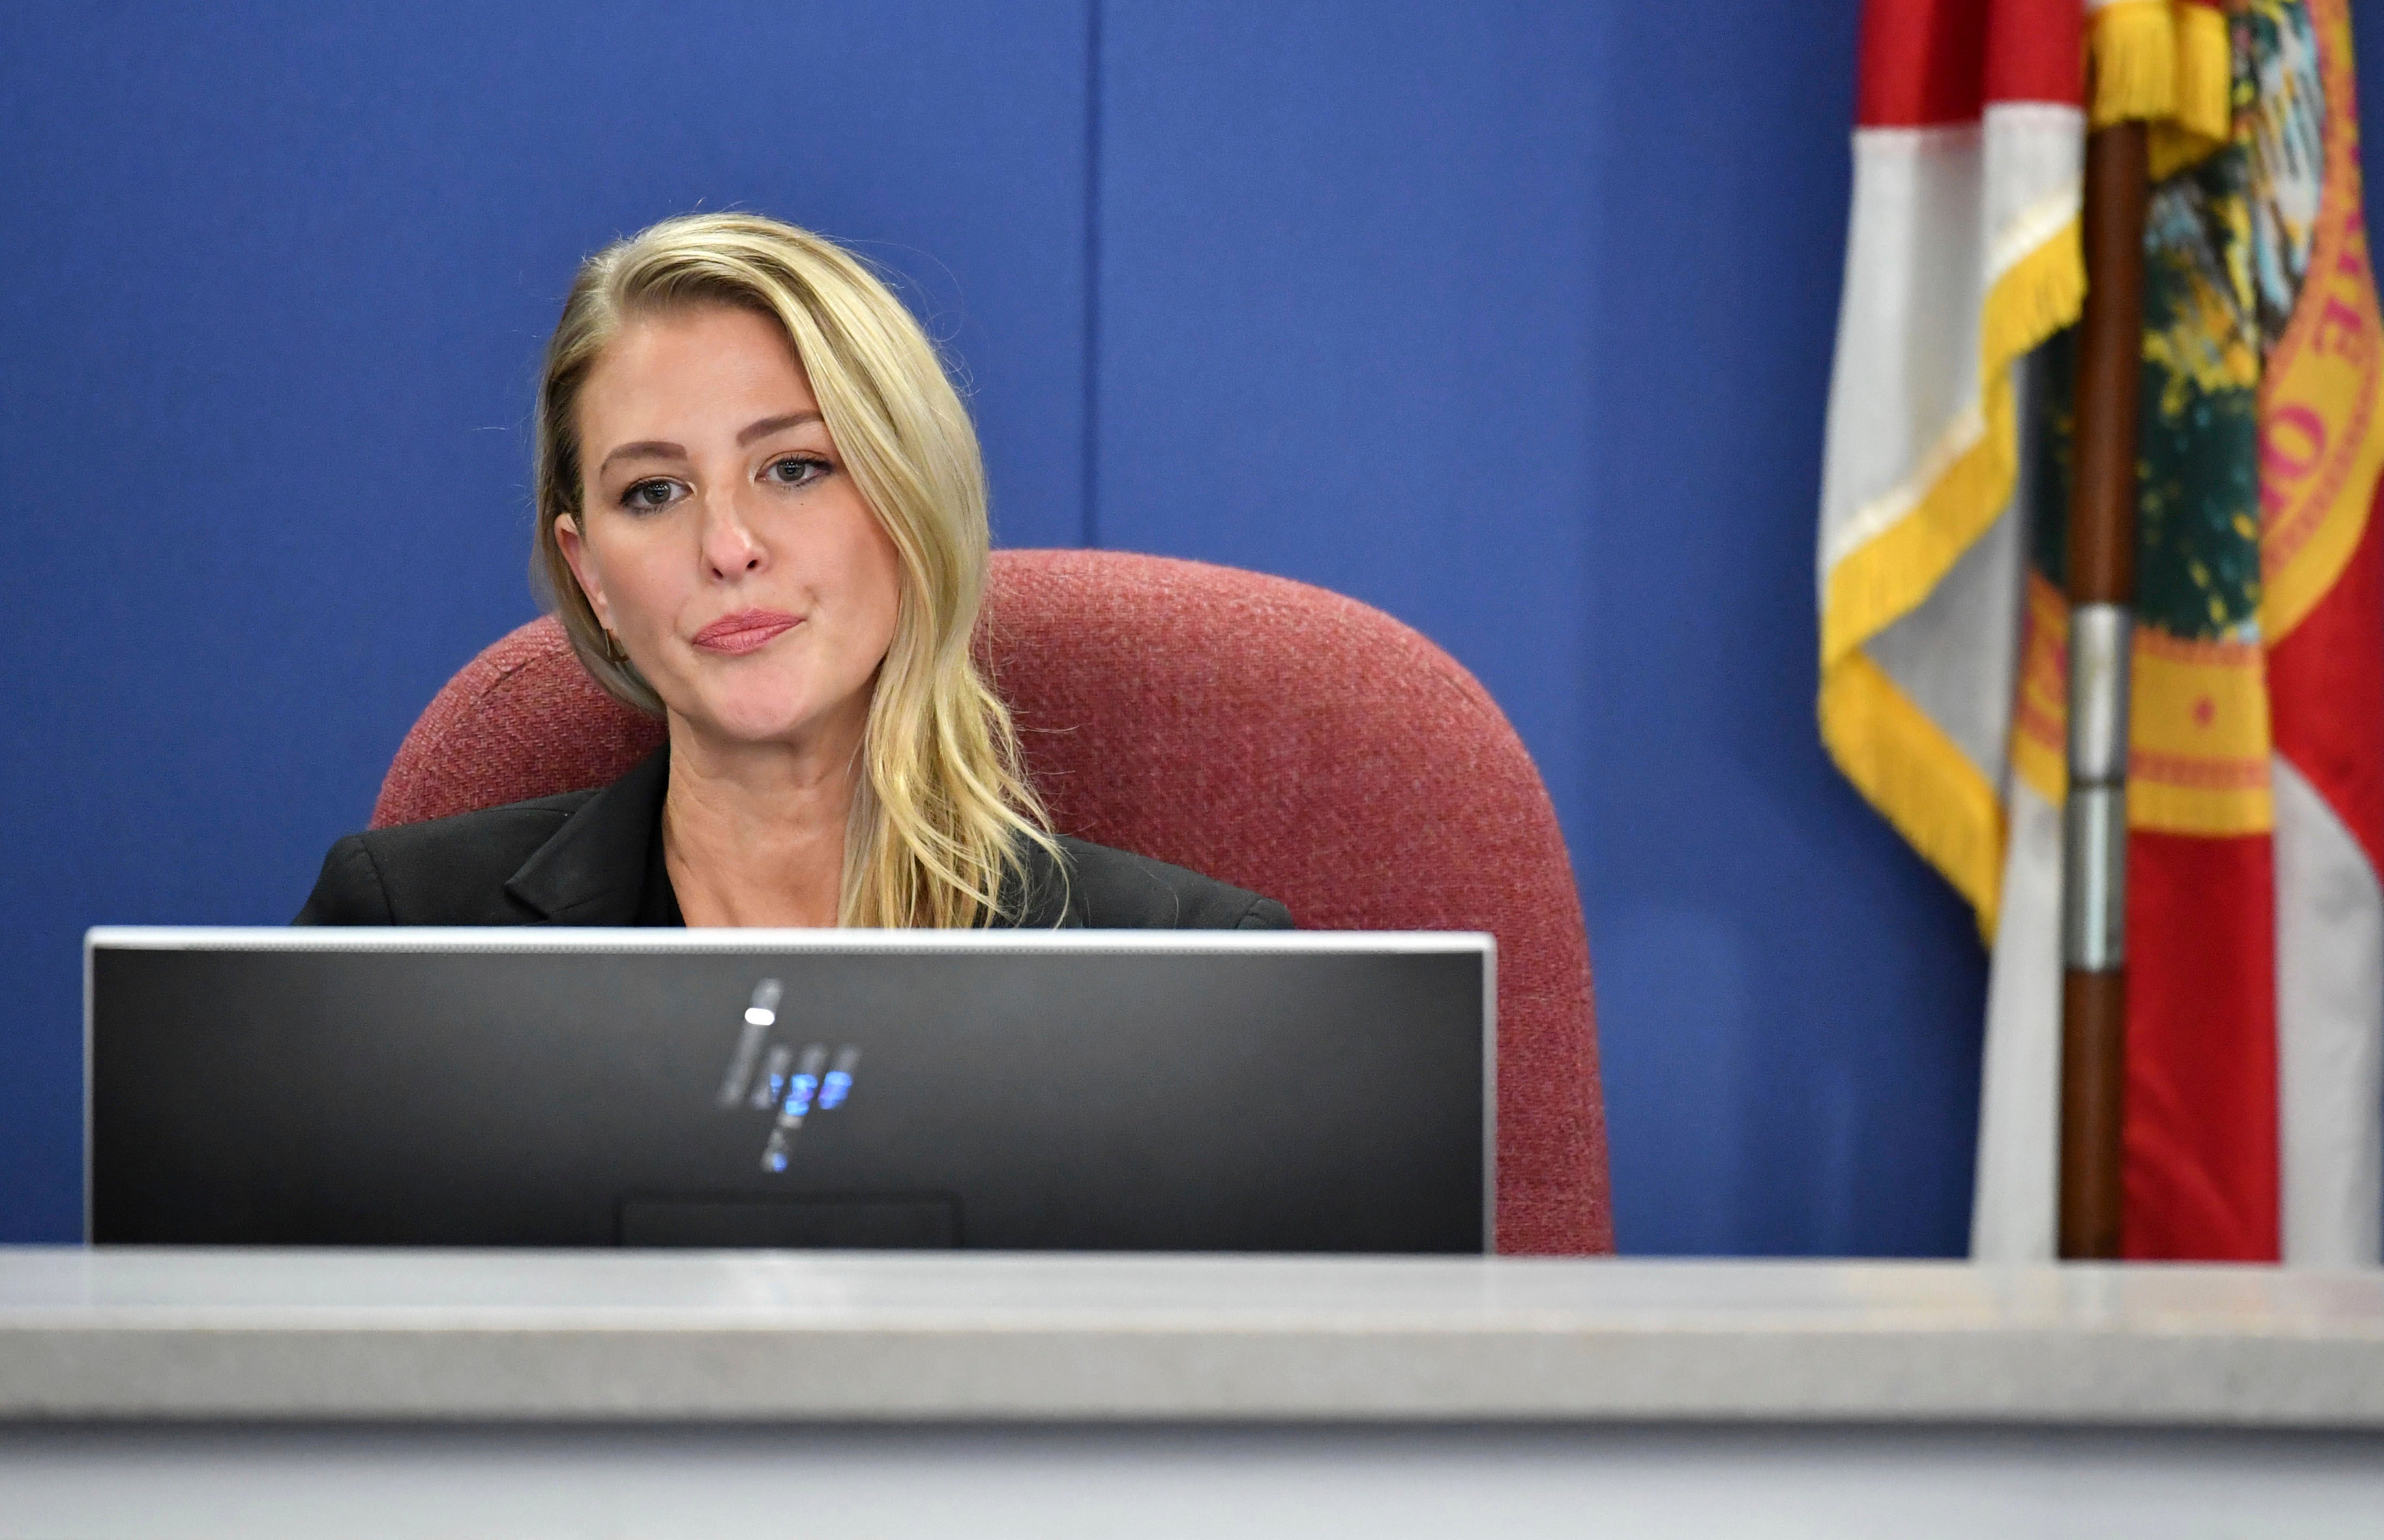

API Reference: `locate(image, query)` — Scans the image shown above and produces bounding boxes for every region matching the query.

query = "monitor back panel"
[88,932,1491,1253]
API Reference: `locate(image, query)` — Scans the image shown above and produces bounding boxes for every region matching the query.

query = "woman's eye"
[766,455,828,488]
[621,479,682,512]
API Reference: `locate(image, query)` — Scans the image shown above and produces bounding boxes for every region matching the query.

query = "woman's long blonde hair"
[531,212,1058,928]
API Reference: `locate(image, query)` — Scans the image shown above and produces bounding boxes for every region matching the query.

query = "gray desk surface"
[2,1247,2380,1426]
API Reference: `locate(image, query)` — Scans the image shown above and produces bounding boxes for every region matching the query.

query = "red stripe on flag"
[1857,0,2081,128]
[1984,0,2084,108]
[2122,831,2282,1262]
[2269,477,2384,871]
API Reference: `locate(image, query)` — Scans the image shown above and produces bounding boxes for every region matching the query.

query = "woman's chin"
[672,686,841,750]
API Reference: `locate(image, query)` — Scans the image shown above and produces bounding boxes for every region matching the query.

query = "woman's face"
[557,302,904,750]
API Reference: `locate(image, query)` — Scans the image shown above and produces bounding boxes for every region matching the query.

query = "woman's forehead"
[581,305,818,444]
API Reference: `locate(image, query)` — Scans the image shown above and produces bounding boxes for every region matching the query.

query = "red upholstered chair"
[375,550,1612,1253]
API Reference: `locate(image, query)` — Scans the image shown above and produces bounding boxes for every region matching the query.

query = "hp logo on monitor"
[714,978,860,1173]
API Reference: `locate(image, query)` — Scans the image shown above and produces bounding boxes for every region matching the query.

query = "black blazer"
[296,748,1294,930]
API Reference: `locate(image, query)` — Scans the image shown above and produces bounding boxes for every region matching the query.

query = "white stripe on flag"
[1981,102,2087,276]
[1819,122,1987,581]
[1973,780,2064,1261]
[2276,753,2384,1265]
[1819,105,2081,588]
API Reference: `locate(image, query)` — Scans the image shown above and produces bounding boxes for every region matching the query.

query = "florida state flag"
[1819,0,2384,1262]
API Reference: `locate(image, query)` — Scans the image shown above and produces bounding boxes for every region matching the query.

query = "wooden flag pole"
[2059,119,2150,1262]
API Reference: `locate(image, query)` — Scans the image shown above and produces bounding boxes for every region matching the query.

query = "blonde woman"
[298,213,1290,931]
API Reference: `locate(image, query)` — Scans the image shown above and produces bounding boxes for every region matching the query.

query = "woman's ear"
[553,514,612,631]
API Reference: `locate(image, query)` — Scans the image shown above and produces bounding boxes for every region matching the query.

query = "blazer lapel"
[502,746,670,924]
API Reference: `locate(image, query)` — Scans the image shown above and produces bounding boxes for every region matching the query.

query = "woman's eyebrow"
[594,412,821,477]
[737,411,823,445]
[596,441,685,476]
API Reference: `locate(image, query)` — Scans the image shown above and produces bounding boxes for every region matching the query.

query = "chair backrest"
[375,549,1611,1253]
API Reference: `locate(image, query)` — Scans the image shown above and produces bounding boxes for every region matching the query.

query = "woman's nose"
[699,495,767,580]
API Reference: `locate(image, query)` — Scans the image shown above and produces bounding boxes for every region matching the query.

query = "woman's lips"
[691,610,801,655]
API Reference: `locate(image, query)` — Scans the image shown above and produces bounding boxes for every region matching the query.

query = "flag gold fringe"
[1821,227,2083,664]
[1819,222,2083,935]
[2091,1,2233,176]
[1822,653,2009,937]
[2169,2,2232,142]
[2091,1,2182,124]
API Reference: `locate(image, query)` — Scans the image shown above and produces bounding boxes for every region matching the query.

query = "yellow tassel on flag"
[2090,0,2233,176]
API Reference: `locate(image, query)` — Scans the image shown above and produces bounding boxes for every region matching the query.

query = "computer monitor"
[86,928,1493,1253]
